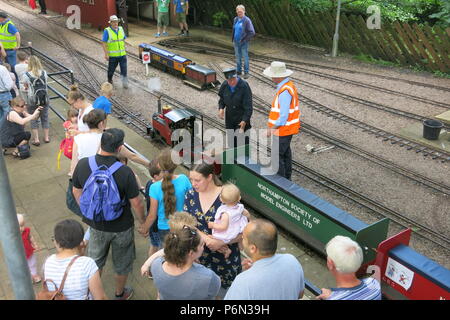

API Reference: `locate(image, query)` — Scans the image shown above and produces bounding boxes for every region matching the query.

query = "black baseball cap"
[0,12,8,19]
[223,68,237,80]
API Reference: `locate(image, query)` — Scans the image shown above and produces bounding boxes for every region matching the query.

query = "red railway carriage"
[184,64,220,90]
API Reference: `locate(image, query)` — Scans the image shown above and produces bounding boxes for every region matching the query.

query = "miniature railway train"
[139,43,220,90]
[146,92,450,300]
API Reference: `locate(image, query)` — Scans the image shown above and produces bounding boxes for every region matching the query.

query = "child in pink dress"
[208,183,250,258]
[17,214,41,283]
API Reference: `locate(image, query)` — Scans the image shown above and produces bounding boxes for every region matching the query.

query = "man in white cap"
[102,15,128,89]
[263,61,300,180]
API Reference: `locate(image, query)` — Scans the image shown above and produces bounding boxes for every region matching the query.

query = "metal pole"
[0,140,35,300]
[331,0,342,57]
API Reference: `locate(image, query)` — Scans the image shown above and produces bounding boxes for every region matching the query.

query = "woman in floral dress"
[184,163,241,297]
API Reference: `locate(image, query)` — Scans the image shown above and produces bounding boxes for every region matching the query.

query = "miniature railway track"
[10,10,450,251]
[225,59,450,163]
[209,62,450,196]
[159,39,450,109]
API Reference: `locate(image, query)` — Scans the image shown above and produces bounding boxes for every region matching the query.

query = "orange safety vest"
[267,80,300,136]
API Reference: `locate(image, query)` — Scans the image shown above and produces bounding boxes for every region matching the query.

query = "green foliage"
[429,1,450,27]
[212,11,229,28]
[354,53,399,67]
[433,70,450,79]
[277,0,449,26]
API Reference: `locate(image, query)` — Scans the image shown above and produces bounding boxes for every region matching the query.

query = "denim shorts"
[149,231,161,248]
[88,226,135,275]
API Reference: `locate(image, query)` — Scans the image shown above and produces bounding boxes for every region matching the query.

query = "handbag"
[36,256,81,300]
[17,144,31,160]
[66,179,82,217]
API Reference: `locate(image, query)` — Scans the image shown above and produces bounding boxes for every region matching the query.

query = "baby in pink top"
[208,183,250,258]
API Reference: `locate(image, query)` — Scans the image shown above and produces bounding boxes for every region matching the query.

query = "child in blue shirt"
[93,82,113,126]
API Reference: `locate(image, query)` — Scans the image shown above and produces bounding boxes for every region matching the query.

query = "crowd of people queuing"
[0,9,382,301]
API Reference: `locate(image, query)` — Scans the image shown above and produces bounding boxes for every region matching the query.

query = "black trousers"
[5,131,31,148]
[273,134,293,180]
[38,0,47,13]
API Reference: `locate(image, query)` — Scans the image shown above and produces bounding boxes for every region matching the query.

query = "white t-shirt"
[74,132,102,160]
[77,105,94,132]
[43,255,98,300]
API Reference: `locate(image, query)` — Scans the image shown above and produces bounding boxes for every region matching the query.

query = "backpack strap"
[88,156,99,172]
[108,161,123,175]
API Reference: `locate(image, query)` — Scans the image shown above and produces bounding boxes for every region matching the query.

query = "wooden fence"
[190,0,450,73]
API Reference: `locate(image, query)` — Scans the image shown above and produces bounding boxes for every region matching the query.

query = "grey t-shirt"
[151,256,221,300]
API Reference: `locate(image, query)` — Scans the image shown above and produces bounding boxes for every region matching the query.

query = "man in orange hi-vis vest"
[263,61,300,180]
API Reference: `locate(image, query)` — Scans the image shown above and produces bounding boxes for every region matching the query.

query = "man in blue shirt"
[101,16,128,89]
[231,5,255,79]
[173,0,189,36]
[317,236,382,300]
[224,219,305,300]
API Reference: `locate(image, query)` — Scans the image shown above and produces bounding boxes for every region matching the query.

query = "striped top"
[43,255,98,300]
[327,277,382,300]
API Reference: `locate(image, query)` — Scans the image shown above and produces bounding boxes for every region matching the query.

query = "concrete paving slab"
[435,110,450,126]
[399,122,450,151]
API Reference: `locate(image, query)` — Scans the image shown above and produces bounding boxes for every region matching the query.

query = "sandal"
[44,139,50,143]
[31,141,40,146]
[12,151,19,158]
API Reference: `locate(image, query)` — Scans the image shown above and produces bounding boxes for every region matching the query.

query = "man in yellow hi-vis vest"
[263,61,300,181]
[101,15,128,89]
[0,11,21,87]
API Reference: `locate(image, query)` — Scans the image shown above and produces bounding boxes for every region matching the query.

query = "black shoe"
[185,30,189,36]
[177,31,184,36]
[243,73,250,79]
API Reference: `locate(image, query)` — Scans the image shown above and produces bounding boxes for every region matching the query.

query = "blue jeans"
[5,50,19,88]
[0,91,12,123]
[234,41,249,74]
[107,55,127,82]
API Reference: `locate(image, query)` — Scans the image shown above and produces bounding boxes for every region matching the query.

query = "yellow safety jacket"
[105,27,126,57]
[268,80,300,136]
[0,20,18,50]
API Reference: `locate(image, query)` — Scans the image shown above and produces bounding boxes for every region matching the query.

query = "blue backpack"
[79,156,125,222]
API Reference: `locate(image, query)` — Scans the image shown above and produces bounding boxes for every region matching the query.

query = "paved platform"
[399,123,450,152]
[0,86,332,300]
[435,110,450,126]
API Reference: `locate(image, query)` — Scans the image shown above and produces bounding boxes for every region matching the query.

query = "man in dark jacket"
[218,68,253,149]
[232,5,255,79]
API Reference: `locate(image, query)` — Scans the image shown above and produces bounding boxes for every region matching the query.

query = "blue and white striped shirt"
[327,277,382,300]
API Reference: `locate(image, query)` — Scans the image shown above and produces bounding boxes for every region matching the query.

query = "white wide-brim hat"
[109,15,120,23]
[263,61,293,78]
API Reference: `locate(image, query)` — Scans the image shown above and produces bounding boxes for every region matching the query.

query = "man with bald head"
[224,219,304,300]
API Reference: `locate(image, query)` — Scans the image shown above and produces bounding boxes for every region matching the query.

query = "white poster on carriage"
[385,257,414,290]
